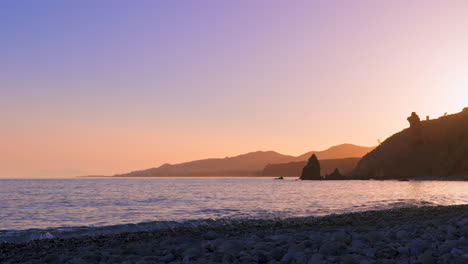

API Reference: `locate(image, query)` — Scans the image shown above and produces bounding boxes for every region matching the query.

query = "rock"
[396,230,409,239]
[218,240,244,255]
[365,231,382,242]
[341,254,362,264]
[363,248,375,258]
[325,168,345,180]
[319,241,347,255]
[44,254,60,264]
[351,239,365,249]
[450,248,464,256]
[280,252,294,263]
[397,246,410,255]
[300,154,321,180]
[270,248,286,260]
[222,254,235,263]
[293,252,308,263]
[440,240,459,254]
[407,112,421,129]
[308,253,322,264]
[418,251,435,264]
[458,236,468,246]
[254,250,269,263]
[203,231,218,240]
[161,253,175,263]
[66,257,87,264]
[408,239,428,255]
[463,254,468,262]
[331,231,350,243]
[456,218,468,227]
[269,234,289,241]
[183,246,203,259]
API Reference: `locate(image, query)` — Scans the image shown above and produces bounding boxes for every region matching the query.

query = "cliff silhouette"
[353,108,468,179]
[300,154,321,180]
[114,144,373,177]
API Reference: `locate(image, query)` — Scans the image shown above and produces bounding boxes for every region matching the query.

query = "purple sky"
[1,1,468,177]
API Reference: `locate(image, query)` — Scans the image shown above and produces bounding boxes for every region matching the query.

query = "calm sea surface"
[1,178,467,242]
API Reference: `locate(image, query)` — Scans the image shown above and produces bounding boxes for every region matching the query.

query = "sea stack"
[325,168,344,180]
[300,154,321,180]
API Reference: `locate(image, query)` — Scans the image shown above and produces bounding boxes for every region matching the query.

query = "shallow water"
[0,178,467,242]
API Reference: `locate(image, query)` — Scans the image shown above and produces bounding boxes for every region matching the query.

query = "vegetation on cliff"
[353,108,468,179]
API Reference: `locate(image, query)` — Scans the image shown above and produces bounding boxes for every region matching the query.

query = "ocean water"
[1,178,467,243]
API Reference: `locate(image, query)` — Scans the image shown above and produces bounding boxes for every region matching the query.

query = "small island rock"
[300,154,322,180]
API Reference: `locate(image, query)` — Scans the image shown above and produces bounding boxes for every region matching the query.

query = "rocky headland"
[353,108,468,180]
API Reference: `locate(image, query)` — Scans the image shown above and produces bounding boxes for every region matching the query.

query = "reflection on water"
[0,178,467,230]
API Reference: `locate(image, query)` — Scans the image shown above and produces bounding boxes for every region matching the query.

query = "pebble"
[203,231,218,240]
[161,253,175,263]
[319,241,347,255]
[1,205,468,264]
[271,248,287,260]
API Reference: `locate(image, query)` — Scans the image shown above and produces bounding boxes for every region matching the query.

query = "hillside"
[295,144,375,161]
[353,108,468,179]
[114,144,374,177]
[114,151,295,177]
[262,157,361,177]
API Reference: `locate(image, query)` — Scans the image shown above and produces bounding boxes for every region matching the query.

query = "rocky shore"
[1,205,467,264]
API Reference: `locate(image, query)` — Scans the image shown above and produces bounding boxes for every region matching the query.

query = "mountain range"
[114,144,375,177]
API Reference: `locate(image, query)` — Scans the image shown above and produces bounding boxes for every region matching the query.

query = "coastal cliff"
[353,108,468,179]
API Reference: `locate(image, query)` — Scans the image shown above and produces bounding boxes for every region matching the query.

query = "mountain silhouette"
[295,144,375,161]
[353,108,468,179]
[114,144,374,177]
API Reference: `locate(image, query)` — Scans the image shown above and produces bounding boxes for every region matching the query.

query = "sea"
[1,178,467,243]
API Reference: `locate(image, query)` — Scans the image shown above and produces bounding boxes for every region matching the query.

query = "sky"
[1,0,468,178]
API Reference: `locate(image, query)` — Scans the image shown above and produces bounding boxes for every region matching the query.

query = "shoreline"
[2,205,467,263]
[76,175,468,181]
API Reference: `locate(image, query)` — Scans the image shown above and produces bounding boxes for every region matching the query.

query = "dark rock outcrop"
[407,112,423,146]
[262,157,361,177]
[300,154,322,180]
[325,168,345,180]
[353,108,468,179]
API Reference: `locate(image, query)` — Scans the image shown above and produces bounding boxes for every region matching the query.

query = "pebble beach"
[1,205,467,264]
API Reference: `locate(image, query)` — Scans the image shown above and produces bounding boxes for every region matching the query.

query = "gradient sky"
[1,0,468,177]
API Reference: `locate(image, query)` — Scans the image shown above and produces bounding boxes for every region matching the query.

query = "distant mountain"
[114,144,374,177]
[114,151,296,177]
[295,144,375,161]
[353,108,468,180]
[262,157,361,177]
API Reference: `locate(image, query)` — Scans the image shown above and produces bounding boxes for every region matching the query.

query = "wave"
[0,199,440,244]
